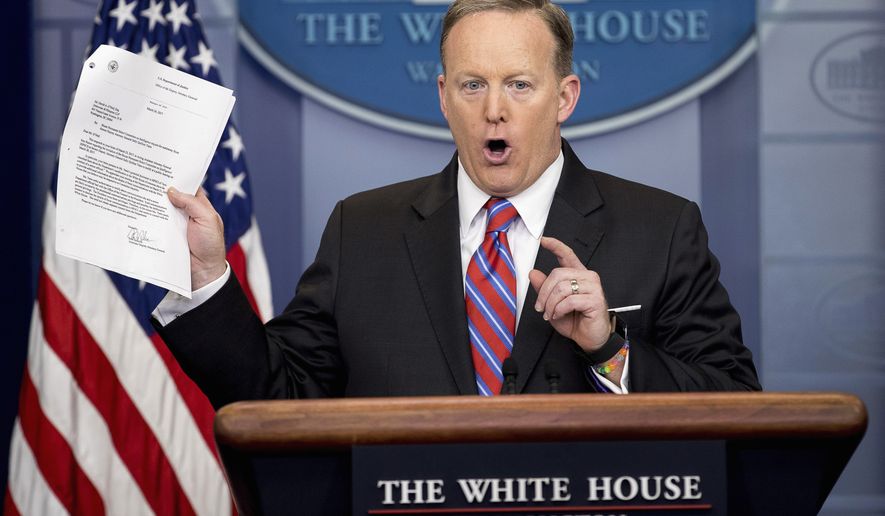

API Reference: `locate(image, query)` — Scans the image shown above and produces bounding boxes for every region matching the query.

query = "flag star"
[108,0,137,31]
[94,13,102,25]
[138,280,146,290]
[138,40,158,61]
[215,169,247,204]
[140,0,166,32]
[165,0,193,34]
[191,41,217,76]
[165,43,190,71]
[221,126,245,161]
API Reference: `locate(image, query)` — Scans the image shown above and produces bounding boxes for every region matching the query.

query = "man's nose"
[484,90,508,124]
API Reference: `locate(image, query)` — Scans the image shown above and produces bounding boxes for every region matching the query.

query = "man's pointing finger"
[539,236,586,270]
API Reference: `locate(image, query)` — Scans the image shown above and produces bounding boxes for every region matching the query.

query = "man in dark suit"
[155,0,760,408]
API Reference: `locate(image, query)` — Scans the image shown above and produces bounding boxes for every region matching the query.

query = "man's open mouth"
[483,139,511,164]
[487,139,508,154]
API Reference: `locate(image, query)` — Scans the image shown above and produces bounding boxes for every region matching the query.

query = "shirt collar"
[457,151,564,239]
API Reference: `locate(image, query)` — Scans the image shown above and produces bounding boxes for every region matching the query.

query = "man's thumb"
[167,186,188,209]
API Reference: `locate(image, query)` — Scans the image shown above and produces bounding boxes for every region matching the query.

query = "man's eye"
[513,81,529,90]
[465,81,482,91]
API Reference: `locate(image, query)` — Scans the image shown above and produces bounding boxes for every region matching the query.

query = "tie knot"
[484,197,518,234]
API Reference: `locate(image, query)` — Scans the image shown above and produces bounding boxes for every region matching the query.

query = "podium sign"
[353,441,725,515]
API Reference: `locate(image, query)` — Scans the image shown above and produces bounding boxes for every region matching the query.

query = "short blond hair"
[439,0,574,78]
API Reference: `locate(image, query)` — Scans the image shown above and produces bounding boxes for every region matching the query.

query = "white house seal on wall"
[239,0,757,140]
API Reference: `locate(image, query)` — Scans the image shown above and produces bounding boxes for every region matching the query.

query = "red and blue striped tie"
[466,197,519,396]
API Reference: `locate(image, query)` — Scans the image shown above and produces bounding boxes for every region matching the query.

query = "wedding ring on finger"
[570,279,579,295]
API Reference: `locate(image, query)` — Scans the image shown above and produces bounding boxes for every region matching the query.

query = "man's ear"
[438,74,448,121]
[557,74,581,124]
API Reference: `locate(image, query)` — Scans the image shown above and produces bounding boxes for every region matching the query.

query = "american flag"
[5,0,273,514]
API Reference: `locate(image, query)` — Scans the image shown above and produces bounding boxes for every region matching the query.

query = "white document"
[56,45,235,297]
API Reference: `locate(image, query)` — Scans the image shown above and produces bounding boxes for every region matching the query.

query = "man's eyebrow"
[504,71,537,80]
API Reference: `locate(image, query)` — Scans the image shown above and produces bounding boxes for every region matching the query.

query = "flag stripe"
[42,198,231,516]
[3,487,21,516]
[16,370,105,516]
[7,420,68,516]
[227,241,260,317]
[147,332,216,456]
[239,220,273,322]
[26,302,154,516]
[38,268,196,516]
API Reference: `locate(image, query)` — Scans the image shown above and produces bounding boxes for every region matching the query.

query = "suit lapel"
[404,157,477,395]
[512,141,606,393]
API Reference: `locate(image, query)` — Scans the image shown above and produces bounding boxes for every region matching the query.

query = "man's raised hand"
[529,236,612,352]
[167,187,227,291]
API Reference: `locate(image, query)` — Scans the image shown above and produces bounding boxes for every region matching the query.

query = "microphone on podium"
[502,357,518,395]
[544,360,561,394]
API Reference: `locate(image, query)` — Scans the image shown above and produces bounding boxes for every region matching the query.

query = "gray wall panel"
[760,0,885,14]
[761,261,885,373]
[300,98,454,267]
[570,100,701,204]
[760,20,885,136]
[761,143,885,257]
[759,0,885,510]
[35,0,96,19]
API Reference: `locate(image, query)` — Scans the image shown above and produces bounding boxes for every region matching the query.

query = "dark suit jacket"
[156,140,760,408]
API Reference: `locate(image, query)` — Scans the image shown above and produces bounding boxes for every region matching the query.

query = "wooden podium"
[214,392,866,515]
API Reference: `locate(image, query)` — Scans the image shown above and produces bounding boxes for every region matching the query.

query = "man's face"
[438,10,580,198]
